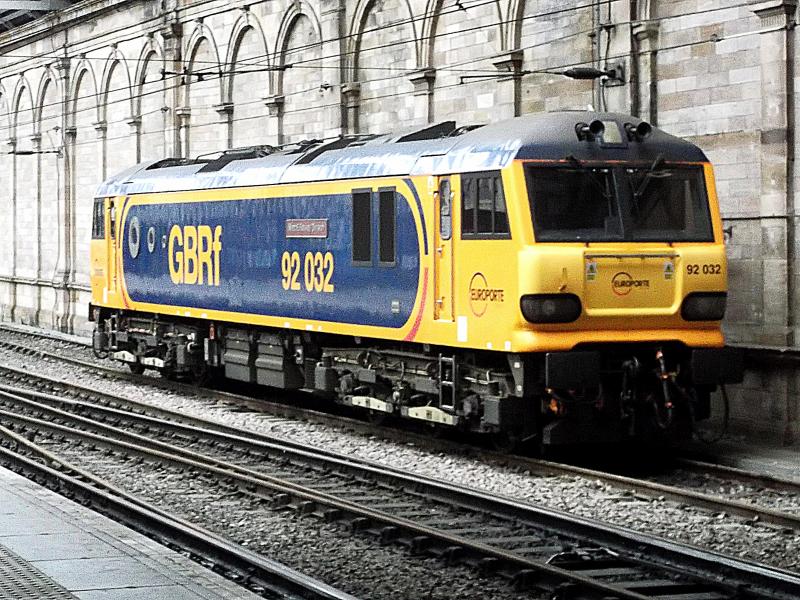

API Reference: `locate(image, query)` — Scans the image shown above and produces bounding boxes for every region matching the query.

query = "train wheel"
[128,363,145,375]
[190,362,210,386]
[366,409,387,426]
[490,431,520,453]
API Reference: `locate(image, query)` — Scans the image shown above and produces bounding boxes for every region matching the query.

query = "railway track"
[1,378,799,599]
[0,421,356,599]
[2,326,800,533]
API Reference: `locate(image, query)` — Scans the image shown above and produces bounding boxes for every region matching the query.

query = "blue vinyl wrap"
[121,192,420,328]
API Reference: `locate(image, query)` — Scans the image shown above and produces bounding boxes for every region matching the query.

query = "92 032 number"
[687,264,721,275]
[281,251,334,293]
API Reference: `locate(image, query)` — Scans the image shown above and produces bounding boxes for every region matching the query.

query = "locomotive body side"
[89,112,741,446]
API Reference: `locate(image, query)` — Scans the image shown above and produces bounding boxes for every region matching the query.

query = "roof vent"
[394,121,456,143]
[196,145,276,173]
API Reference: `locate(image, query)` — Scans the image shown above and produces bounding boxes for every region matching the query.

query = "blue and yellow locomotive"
[89,112,741,446]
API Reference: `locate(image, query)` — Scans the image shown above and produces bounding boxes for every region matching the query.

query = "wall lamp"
[459,65,626,85]
[9,149,62,157]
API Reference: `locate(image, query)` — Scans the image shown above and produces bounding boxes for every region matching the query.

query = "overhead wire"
[58,26,776,154]
[0,0,753,125]
[0,0,767,148]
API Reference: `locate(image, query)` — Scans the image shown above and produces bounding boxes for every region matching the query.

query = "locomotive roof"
[96,111,708,197]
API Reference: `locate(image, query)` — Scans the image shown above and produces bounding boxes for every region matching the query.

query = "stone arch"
[37,71,62,300]
[68,60,100,130]
[516,0,594,114]
[350,0,420,133]
[0,85,13,288]
[99,49,134,122]
[275,3,324,142]
[11,74,35,143]
[346,0,419,80]
[423,0,505,67]
[185,22,226,155]
[11,73,36,296]
[227,11,273,146]
[428,0,505,123]
[102,53,136,176]
[0,82,11,138]
[33,66,61,135]
[71,64,100,288]
[133,37,164,116]
[224,11,270,103]
[136,41,167,161]
[185,21,224,97]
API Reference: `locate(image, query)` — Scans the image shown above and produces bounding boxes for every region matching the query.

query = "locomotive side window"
[439,179,452,240]
[461,172,509,238]
[109,203,116,239]
[91,199,105,239]
[352,190,372,264]
[462,178,476,235]
[378,189,396,265]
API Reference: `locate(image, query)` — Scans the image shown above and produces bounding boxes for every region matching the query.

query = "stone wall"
[0,0,796,443]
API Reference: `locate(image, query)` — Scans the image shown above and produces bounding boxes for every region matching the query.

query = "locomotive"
[89,111,741,447]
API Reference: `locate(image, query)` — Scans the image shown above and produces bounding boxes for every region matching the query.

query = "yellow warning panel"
[584,253,679,312]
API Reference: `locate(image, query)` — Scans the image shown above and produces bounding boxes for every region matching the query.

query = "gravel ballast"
[0,332,798,575]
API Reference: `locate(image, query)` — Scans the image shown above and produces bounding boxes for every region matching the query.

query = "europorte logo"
[611,272,650,296]
[469,272,504,316]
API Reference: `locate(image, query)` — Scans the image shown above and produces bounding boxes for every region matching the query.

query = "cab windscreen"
[526,164,714,243]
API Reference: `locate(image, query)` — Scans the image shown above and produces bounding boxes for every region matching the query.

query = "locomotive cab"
[505,118,740,444]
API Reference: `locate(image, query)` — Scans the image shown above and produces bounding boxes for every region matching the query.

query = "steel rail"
[0,400,657,600]
[0,424,359,600]
[1,386,799,599]
[3,335,800,528]
[2,353,800,533]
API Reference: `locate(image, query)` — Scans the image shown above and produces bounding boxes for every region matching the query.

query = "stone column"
[408,69,436,124]
[7,137,17,322]
[161,18,183,158]
[175,107,190,157]
[93,121,108,181]
[263,95,284,145]
[57,57,73,332]
[63,126,76,333]
[320,1,345,137]
[630,20,659,123]
[31,132,42,326]
[340,82,360,134]
[126,116,142,163]
[752,0,797,347]
[492,50,523,118]
[213,103,233,149]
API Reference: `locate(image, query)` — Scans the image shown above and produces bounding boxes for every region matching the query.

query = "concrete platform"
[0,466,261,600]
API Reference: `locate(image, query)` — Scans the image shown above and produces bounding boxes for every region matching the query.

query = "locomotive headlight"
[520,294,582,324]
[681,292,727,321]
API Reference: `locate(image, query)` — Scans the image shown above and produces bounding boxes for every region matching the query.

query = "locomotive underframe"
[91,307,739,446]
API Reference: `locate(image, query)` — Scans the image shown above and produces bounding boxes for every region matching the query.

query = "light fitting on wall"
[319,82,332,93]
[459,66,626,85]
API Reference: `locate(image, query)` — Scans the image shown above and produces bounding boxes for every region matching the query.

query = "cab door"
[433,177,454,321]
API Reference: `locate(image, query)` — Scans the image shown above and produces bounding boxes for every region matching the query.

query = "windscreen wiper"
[563,155,612,199]
[633,154,668,199]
